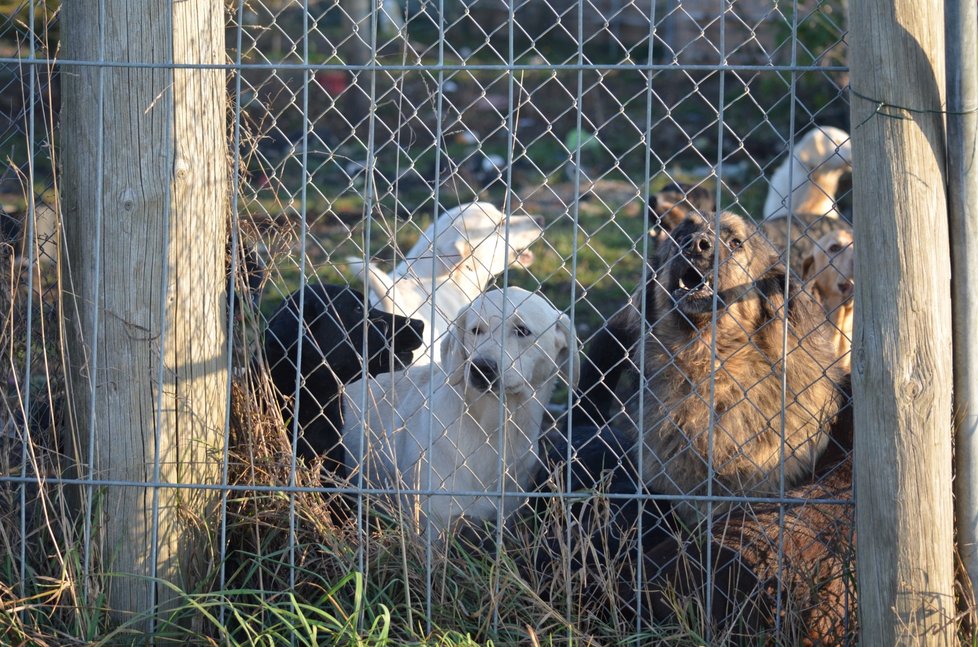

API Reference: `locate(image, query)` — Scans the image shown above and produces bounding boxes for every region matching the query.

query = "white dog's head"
[440,287,578,398]
[397,202,544,286]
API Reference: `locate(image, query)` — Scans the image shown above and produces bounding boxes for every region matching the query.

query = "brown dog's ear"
[801,254,816,281]
[756,264,824,333]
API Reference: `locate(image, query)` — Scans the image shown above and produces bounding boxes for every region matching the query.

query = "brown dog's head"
[657,211,780,325]
[649,183,716,234]
[801,229,854,314]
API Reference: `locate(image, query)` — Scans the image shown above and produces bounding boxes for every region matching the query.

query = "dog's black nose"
[685,232,712,255]
[469,358,498,390]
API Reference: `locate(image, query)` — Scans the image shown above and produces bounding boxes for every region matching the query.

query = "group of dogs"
[262,124,856,627]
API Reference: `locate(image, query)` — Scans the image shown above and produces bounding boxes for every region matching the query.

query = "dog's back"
[763,125,851,221]
[350,202,543,365]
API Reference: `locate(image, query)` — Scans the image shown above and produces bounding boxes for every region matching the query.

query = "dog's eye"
[729,237,743,250]
[828,243,842,253]
[469,325,485,335]
[514,324,532,337]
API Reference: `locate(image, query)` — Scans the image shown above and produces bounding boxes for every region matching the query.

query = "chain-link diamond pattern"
[0,1,857,643]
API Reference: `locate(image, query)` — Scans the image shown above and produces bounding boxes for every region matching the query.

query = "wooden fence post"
[849,1,956,644]
[60,1,228,629]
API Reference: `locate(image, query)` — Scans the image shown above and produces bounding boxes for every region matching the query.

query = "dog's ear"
[441,303,471,386]
[757,265,824,333]
[555,313,580,389]
[449,240,475,276]
[801,253,816,282]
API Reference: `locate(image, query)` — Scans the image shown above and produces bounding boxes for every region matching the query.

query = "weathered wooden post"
[61,1,228,629]
[946,0,978,599]
[850,0,956,643]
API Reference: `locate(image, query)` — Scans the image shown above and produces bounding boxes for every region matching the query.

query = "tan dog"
[802,229,855,372]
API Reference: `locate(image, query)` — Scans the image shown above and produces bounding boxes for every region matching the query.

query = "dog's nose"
[685,233,712,256]
[468,358,498,390]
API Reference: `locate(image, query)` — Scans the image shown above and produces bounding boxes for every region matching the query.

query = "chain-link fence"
[0,1,860,643]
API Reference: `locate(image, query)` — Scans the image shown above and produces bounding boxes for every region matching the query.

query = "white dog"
[341,287,578,538]
[763,125,852,221]
[349,202,543,365]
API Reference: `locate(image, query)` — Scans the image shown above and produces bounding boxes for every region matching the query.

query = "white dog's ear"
[441,304,471,386]
[555,313,579,389]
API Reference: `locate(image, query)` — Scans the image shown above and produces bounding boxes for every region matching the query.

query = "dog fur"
[802,229,854,373]
[264,284,424,470]
[349,202,544,365]
[342,286,578,538]
[632,211,844,522]
[763,125,852,221]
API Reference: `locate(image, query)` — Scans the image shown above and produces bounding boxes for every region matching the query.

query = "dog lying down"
[349,202,544,366]
[342,286,578,539]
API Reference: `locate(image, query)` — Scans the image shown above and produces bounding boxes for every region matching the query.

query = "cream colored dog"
[802,229,855,372]
[342,287,578,538]
[349,202,543,366]
[763,125,852,221]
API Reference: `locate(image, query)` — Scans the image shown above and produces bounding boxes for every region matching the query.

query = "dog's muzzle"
[467,358,499,391]
[669,239,713,309]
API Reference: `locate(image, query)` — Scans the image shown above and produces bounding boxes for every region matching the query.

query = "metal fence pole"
[947,0,978,598]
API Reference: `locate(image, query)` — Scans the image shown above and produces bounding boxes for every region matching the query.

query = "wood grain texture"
[849,0,955,644]
[60,1,228,627]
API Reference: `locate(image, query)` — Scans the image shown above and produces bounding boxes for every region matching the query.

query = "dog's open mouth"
[672,264,714,303]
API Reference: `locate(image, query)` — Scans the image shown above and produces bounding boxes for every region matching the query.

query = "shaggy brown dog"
[802,229,854,373]
[635,211,844,522]
[574,184,715,427]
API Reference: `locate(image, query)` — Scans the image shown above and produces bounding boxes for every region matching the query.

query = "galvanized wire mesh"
[0,0,856,643]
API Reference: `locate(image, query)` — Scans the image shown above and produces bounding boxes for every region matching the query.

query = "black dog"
[264,284,424,472]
